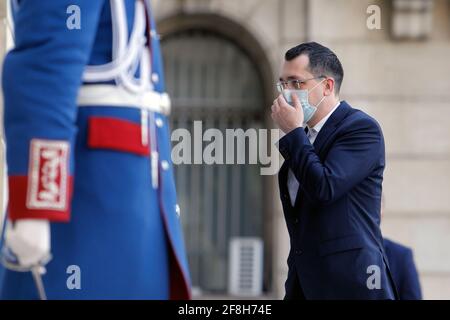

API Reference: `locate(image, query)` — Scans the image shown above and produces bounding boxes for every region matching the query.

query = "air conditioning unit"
[228,237,263,297]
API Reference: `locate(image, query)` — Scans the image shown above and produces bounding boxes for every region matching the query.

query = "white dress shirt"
[287,102,341,206]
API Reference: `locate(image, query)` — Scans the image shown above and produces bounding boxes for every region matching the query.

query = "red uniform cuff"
[8,176,73,222]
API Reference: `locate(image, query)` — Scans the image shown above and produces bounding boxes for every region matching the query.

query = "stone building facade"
[153,0,450,300]
[1,0,449,299]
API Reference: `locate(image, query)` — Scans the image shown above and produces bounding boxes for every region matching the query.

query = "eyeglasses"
[276,76,326,93]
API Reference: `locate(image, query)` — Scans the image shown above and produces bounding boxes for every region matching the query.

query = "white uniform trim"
[77,85,171,115]
[83,0,150,92]
[80,0,163,190]
[26,139,69,211]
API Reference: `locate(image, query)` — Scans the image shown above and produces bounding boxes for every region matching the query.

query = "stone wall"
[153,0,450,299]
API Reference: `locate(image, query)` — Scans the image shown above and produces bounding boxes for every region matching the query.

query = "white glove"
[4,219,51,268]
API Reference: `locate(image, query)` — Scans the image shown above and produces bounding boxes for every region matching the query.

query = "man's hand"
[271,93,304,134]
[4,219,51,268]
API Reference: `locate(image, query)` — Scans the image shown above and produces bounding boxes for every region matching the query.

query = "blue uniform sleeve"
[278,116,383,206]
[3,0,105,221]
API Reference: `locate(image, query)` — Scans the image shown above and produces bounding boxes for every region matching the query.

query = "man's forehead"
[280,54,312,80]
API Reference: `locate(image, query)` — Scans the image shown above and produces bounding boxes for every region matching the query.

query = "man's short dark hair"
[285,42,344,94]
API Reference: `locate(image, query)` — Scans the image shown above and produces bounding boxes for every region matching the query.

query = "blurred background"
[1,0,450,299]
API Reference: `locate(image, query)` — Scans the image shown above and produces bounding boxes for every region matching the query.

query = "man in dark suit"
[383,238,422,300]
[380,196,422,300]
[271,42,397,299]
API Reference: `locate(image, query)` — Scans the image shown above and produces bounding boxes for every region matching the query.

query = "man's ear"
[324,78,335,96]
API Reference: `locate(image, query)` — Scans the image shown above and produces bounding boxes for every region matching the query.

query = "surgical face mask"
[282,79,326,125]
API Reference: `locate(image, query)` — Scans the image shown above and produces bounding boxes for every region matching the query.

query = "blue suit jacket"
[384,238,422,300]
[278,101,397,300]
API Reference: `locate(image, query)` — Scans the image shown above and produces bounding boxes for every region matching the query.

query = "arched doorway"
[160,17,273,295]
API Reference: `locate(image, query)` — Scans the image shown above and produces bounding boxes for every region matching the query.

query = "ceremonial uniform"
[0,0,191,299]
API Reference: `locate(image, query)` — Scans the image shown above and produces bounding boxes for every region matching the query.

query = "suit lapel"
[312,101,353,157]
[278,161,289,197]
[292,101,353,208]
[280,103,354,209]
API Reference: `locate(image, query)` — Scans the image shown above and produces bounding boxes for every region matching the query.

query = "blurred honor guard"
[0,0,191,299]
